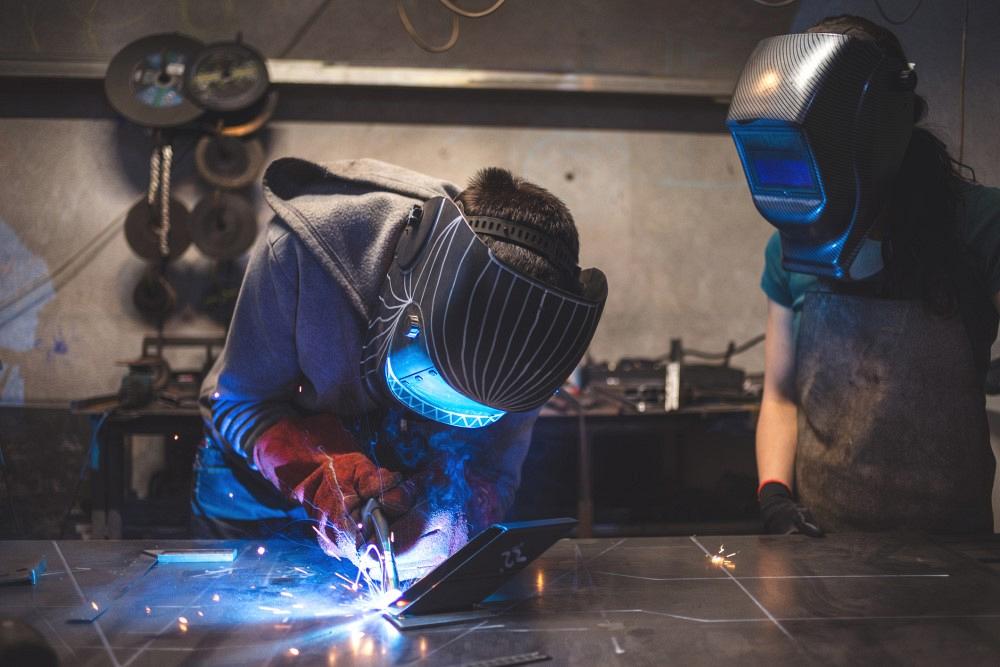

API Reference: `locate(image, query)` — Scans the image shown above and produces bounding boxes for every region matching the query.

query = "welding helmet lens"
[383,306,505,428]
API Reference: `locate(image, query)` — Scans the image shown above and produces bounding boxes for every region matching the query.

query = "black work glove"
[759,482,823,537]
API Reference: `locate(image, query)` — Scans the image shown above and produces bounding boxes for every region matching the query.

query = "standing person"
[194,157,606,574]
[728,15,1000,535]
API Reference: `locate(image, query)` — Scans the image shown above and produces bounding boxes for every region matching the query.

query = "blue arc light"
[384,352,504,429]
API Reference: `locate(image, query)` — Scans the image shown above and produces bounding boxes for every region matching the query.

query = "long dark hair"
[808,15,973,315]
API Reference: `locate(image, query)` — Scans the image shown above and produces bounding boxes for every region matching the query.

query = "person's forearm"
[755,396,798,489]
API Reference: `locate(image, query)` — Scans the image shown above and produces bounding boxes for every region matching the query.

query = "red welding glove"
[252,414,412,556]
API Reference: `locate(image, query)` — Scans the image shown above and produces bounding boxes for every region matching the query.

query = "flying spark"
[707,544,737,570]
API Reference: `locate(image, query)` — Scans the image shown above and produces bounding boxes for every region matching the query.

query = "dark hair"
[457,167,581,293]
[808,15,973,314]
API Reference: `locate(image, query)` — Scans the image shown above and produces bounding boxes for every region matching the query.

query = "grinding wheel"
[104,33,205,128]
[194,135,265,189]
[132,271,177,321]
[124,197,191,260]
[185,40,270,113]
[189,192,258,260]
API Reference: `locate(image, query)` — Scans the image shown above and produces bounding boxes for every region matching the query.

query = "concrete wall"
[0,0,995,389]
[1,0,999,529]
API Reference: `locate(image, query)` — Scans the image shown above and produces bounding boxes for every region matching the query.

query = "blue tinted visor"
[729,123,825,228]
[384,336,505,429]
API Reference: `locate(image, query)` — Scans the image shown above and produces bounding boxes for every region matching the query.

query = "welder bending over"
[195,158,606,576]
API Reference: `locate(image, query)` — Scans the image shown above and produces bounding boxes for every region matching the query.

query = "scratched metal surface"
[2,534,1000,665]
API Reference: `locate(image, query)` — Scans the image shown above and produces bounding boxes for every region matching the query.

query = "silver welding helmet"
[361,196,607,428]
[727,32,916,280]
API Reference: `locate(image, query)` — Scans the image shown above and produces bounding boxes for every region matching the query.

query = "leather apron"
[795,289,995,533]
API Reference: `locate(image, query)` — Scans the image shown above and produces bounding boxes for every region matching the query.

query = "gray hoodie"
[201,157,537,514]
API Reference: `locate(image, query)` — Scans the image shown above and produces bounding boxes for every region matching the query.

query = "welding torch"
[360,497,400,591]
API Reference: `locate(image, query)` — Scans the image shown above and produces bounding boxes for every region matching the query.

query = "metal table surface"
[2,534,1000,666]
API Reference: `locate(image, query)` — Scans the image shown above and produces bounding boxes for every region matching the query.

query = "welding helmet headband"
[361,196,607,428]
[727,32,916,280]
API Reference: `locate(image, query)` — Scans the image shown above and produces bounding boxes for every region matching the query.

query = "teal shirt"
[760,183,1000,316]
[760,182,1000,365]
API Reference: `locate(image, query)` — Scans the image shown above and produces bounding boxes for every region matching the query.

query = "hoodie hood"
[262,157,460,321]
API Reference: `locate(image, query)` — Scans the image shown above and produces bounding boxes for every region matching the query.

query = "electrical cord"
[682,333,766,361]
[438,0,506,18]
[397,0,506,53]
[397,0,460,53]
[957,0,969,163]
[277,0,334,58]
[0,136,197,327]
[58,411,111,539]
[873,0,924,25]
[751,0,797,7]
[0,215,123,331]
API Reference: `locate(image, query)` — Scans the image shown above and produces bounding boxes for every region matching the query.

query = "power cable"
[957,0,969,163]
[656,333,766,363]
[58,411,111,539]
[0,214,123,328]
[277,0,334,58]
[0,136,197,326]
[397,0,460,53]
[873,0,924,25]
[397,0,506,53]
[438,0,506,18]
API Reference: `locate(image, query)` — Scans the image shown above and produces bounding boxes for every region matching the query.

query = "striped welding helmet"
[361,196,607,428]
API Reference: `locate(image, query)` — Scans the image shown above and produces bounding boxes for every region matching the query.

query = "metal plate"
[194,135,265,189]
[185,41,270,113]
[104,34,205,128]
[390,518,578,618]
[124,198,191,260]
[189,192,257,260]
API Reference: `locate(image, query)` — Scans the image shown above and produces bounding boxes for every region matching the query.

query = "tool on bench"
[0,556,45,586]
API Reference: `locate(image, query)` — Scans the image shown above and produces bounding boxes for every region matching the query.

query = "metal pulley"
[189,191,258,260]
[194,135,265,189]
[131,270,177,321]
[124,197,191,260]
[104,33,205,128]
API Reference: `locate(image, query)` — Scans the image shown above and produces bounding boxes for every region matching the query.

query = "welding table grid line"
[689,535,796,643]
[573,608,1000,624]
[70,610,1000,653]
[42,617,78,659]
[592,571,952,582]
[118,543,261,667]
[51,540,123,667]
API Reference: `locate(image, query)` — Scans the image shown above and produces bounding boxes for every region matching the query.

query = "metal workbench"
[2,533,999,666]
